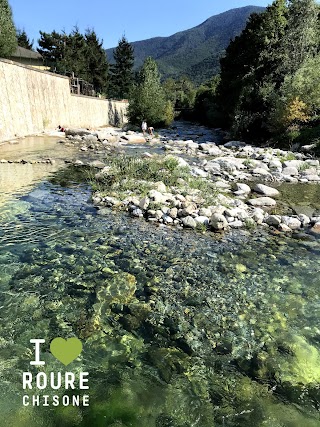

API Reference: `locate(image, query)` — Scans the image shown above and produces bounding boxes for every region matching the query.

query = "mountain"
[106,6,265,84]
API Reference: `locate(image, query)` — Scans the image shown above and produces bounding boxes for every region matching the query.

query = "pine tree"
[109,36,134,99]
[128,57,172,126]
[63,26,87,76]
[84,29,108,94]
[0,0,17,57]
[16,29,33,50]
[37,30,64,70]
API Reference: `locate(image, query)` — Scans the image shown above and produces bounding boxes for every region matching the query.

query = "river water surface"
[0,135,319,427]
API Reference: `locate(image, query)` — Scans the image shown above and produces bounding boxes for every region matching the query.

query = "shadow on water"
[0,164,319,425]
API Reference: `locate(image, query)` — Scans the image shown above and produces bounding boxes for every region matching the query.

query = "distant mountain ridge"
[106,6,265,84]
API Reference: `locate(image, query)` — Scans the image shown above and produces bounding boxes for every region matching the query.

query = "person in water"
[141,120,147,136]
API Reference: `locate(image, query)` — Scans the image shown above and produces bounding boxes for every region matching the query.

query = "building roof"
[11,46,43,60]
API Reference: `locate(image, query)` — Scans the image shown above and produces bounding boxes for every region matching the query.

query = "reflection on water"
[0,136,76,207]
[0,169,319,426]
[0,136,71,161]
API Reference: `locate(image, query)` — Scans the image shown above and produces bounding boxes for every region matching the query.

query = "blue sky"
[9,0,270,49]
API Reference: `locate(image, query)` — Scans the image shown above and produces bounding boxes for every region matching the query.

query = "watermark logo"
[22,338,89,407]
[50,337,83,366]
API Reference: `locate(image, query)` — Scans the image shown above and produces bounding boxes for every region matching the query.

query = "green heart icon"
[50,337,83,366]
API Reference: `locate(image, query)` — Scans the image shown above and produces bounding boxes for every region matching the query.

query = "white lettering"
[62,395,70,406]
[23,372,33,389]
[79,372,89,390]
[52,395,60,406]
[43,395,50,406]
[32,395,40,406]
[72,395,80,406]
[50,372,62,390]
[30,339,45,366]
[36,372,47,390]
[65,372,75,389]
[22,395,29,406]
[83,395,90,406]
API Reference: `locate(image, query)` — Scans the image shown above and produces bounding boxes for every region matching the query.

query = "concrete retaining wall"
[0,59,128,142]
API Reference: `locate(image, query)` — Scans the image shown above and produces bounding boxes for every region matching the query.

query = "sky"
[9,0,270,50]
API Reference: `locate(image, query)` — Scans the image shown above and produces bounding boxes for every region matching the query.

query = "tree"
[37,30,64,70]
[128,57,172,126]
[193,76,220,125]
[279,0,319,76]
[16,29,33,50]
[38,27,107,92]
[109,36,134,99]
[0,0,17,57]
[63,26,87,77]
[269,54,320,132]
[84,29,108,94]
[216,0,288,131]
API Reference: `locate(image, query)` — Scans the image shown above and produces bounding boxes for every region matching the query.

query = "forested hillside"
[106,6,265,84]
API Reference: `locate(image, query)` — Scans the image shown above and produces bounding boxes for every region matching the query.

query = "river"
[0,132,319,427]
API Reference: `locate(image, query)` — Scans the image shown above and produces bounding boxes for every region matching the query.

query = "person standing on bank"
[141,120,147,136]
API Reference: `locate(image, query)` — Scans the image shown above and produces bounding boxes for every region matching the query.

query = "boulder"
[229,220,243,228]
[182,216,197,229]
[254,184,280,197]
[194,216,209,225]
[247,197,277,207]
[210,213,228,230]
[298,214,310,226]
[224,140,246,148]
[269,159,282,169]
[139,197,150,210]
[252,167,271,176]
[282,166,299,176]
[121,135,146,143]
[283,160,303,169]
[265,215,282,226]
[88,160,106,169]
[65,128,93,137]
[148,190,166,204]
[191,167,208,178]
[235,183,251,194]
[281,216,301,230]
[311,222,320,234]
[304,175,320,182]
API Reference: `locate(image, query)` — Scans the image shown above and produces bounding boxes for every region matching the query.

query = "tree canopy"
[109,36,134,99]
[0,0,17,58]
[38,27,108,94]
[196,0,320,145]
[16,29,33,50]
[128,57,174,126]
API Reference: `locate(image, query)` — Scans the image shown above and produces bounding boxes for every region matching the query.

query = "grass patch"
[89,154,218,206]
[276,152,296,162]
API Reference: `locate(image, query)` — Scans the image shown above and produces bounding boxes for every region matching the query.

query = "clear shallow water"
[0,167,319,427]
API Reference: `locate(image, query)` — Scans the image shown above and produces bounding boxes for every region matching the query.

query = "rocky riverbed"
[58,122,320,237]
[0,124,319,426]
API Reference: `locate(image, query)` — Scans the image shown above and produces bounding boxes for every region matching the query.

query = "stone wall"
[0,59,128,142]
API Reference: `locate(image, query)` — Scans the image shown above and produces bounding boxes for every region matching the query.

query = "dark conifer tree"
[37,30,64,70]
[16,29,33,50]
[84,29,109,94]
[109,36,134,99]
